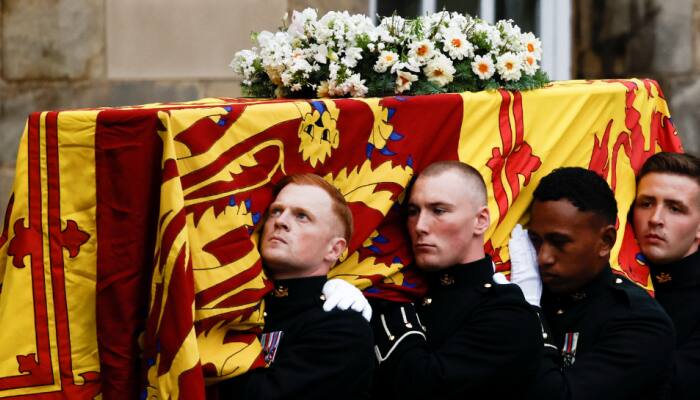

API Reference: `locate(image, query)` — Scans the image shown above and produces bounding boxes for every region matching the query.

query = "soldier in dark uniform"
[370,161,543,400]
[509,167,675,400]
[219,173,374,399]
[632,152,700,400]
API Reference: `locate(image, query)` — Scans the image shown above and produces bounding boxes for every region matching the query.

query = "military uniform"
[219,276,374,400]
[371,255,543,400]
[649,250,700,400]
[528,266,675,400]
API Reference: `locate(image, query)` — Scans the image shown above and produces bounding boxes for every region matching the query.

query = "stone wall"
[3,0,699,213]
[574,0,700,155]
[0,0,290,211]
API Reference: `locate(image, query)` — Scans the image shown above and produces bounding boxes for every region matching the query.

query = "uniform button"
[615,278,623,284]
[319,294,326,301]
[422,297,433,306]
[484,283,492,288]
[263,311,268,317]
[543,332,548,339]
[556,309,564,315]
[440,274,455,286]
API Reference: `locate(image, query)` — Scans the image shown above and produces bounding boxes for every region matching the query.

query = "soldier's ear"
[598,224,617,258]
[325,237,347,264]
[473,206,490,236]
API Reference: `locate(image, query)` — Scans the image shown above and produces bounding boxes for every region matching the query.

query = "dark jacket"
[220,276,374,400]
[529,266,675,400]
[650,250,700,400]
[373,255,543,400]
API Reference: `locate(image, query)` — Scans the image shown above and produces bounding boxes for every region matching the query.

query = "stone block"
[651,0,693,74]
[2,0,105,80]
[106,0,286,79]
[0,164,16,217]
[0,80,206,164]
[694,0,700,72]
[666,76,700,155]
[199,79,243,99]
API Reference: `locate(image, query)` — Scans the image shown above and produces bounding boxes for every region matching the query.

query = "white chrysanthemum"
[373,50,400,73]
[522,32,542,60]
[442,30,474,60]
[522,52,538,76]
[395,70,418,94]
[408,40,435,65]
[496,52,522,81]
[471,54,495,80]
[423,54,455,87]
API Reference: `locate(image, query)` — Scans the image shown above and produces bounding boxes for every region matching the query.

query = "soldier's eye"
[305,124,313,135]
[322,128,329,141]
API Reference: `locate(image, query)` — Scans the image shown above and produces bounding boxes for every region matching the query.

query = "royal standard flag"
[0,80,681,399]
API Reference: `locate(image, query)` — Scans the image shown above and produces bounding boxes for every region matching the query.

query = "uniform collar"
[427,255,494,290]
[543,266,614,310]
[266,275,327,309]
[649,250,700,290]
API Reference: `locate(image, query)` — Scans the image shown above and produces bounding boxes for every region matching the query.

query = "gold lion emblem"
[298,100,340,167]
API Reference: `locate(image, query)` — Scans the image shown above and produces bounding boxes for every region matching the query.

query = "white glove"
[322,278,372,322]
[509,224,542,307]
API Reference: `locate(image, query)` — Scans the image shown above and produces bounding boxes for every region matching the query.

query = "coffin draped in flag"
[0,79,681,399]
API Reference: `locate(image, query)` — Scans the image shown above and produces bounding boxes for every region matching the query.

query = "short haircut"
[418,160,487,206]
[637,152,700,187]
[533,167,618,225]
[272,173,353,242]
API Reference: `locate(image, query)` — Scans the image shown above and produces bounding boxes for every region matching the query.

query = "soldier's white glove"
[322,278,372,322]
[509,224,542,307]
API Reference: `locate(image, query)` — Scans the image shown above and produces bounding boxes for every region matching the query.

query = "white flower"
[408,40,435,65]
[473,23,503,49]
[313,44,328,64]
[522,52,538,76]
[423,54,455,87]
[291,83,302,91]
[288,9,317,38]
[395,70,418,93]
[522,32,542,60]
[342,46,363,68]
[229,49,259,81]
[496,52,522,81]
[442,30,474,60]
[471,54,495,80]
[344,74,368,97]
[373,50,400,73]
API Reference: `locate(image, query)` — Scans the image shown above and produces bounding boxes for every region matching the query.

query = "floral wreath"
[230,9,549,98]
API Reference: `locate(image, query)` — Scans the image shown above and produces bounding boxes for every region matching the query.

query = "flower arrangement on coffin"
[230,8,549,98]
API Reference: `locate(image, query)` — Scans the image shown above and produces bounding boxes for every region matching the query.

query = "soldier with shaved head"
[370,160,542,400]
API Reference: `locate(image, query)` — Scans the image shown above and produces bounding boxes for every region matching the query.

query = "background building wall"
[574,0,700,155]
[1,0,699,212]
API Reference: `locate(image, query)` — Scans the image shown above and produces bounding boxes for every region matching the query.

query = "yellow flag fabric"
[0,80,681,399]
